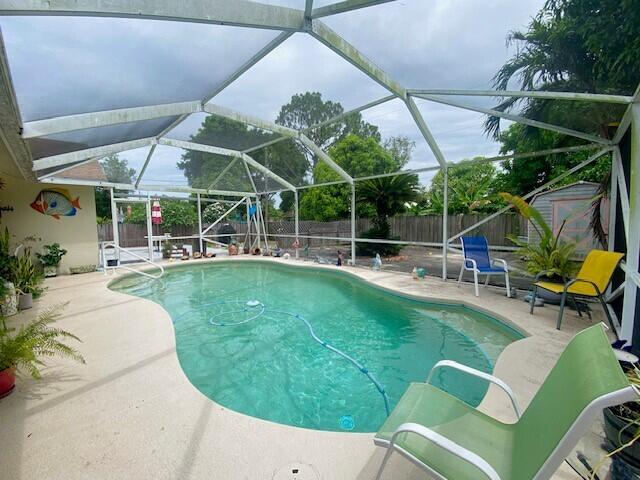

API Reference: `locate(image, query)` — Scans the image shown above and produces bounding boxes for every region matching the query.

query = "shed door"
[551,196,609,257]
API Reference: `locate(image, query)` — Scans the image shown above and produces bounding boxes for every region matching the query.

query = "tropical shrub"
[36,243,67,267]
[500,192,577,281]
[0,303,85,378]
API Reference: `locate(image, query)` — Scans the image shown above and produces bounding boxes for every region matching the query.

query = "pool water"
[110,261,523,432]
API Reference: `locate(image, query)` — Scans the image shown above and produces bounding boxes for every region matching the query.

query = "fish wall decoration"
[30,188,81,219]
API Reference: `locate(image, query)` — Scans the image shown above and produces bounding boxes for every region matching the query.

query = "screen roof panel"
[0,16,281,121]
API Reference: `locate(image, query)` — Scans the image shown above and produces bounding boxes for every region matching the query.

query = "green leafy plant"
[10,249,44,296]
[161,241,174,259]
[500,192,577,281]
[0,303,85,378]
[0,227,11,279]
[36,243,68,268]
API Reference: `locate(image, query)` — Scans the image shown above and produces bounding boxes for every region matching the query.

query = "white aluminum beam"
[0,0,306,31]
[243,135,288,154]
[311,0,396,18]
[620,103,640,342]
[207,157,239,190]
[242,153,296,192]
[613,84,640,144]
[310,20,405,98]
[203,104,298,138]
[448,148,612,243]
[0,29,33,180]
[32,137,155,171]
[405,96,447,168]
[157,137,296,192]
[415,94,612,146]
[407,89,633,104]
[138,184,255,197]
[305,0,314,17]
[303,94,395,132]
[614,147,630,243]
[298,133,353,184]
[22,101,202,138]
[40,176,135,190]
[134,144,157,189]
[158,137,242,158]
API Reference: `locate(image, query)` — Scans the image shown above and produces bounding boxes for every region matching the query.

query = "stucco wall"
[0,175,99,274]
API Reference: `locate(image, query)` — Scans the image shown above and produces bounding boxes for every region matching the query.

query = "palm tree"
[357,174,419,238]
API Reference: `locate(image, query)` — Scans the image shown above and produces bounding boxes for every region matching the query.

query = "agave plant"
[0,303,85,378]
[500,192,577,281]
[10,248,43,296]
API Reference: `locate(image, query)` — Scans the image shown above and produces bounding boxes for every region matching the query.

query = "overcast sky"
[0,0,544,189]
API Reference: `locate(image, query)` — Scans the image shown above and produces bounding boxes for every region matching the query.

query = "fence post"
[442,168,448,280]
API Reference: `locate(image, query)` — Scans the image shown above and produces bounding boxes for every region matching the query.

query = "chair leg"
[457,265,464,288]
[375,447,394,480]
[484,274,490,287]
[569,294,583,318]
[505,271,511,298]
[557,291,568,330]
[473,270,479,297]
[597,293,617,333]
[530,286,538,314]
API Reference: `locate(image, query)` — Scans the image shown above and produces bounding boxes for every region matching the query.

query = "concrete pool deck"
[0,256,607,479]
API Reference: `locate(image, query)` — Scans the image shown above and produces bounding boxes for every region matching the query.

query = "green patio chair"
[374,323,638,480]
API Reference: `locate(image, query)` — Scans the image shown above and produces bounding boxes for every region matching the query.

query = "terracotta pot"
[0,367,16,398]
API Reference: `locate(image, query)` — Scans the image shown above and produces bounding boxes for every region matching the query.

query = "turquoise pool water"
[110,261,523,432]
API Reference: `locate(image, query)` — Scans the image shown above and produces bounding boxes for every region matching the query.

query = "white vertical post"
[246,197,251,250]
[110,188,119,263]
[442,167,449,280]
[351,183,356,265]
[608,152,619,251]
[197,193,203,254]
[621,104,640,342]
[294,190,300,259]
[145,194,153,262]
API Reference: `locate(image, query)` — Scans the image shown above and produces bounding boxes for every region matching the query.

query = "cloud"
[0,0,544,188]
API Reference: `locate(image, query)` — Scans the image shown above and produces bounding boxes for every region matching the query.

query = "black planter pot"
[604,407,640,471]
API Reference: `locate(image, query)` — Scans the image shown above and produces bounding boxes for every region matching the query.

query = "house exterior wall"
[0,146,99,274]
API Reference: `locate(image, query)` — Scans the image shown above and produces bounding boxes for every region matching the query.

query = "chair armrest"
[491,258,509,271]
[463,257,478,271]
[389,422,501,480]
[426,360,521,419]
[565,278,603,295]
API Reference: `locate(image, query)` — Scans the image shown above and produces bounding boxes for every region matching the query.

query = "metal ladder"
[101,242,164,280]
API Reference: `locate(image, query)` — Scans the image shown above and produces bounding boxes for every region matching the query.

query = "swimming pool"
[110,260,523,433]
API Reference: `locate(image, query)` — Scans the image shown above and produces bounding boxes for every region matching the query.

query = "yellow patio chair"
[530,249,624,330]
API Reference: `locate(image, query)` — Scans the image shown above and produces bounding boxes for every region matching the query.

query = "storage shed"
[528,181,608,258]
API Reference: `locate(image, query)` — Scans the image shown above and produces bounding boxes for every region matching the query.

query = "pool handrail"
[101,242,164,280]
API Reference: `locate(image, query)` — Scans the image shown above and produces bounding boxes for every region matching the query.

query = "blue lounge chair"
[458,236,511,297]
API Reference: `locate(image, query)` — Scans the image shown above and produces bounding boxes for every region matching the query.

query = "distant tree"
[383,135,415,168]
[101,154,136,184]
[126,199,198,228]
[300,135,398,221]
[425,158,500,214]
[202,202,227,224]
[95,154,137,218]
[276,92,380,167]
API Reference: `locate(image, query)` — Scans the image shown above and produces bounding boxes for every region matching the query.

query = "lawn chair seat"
[374,324,637,480]
[530,249,624,330]
[458,236,511,297]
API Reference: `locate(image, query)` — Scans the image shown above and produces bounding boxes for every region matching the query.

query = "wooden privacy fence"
[98,213,525,248]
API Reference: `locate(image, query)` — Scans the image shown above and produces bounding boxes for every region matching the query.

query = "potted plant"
[0,303,85,398]
[500,193,578,302]
[10,249,43,310]
[0,278,17,317]
[162,241,174,259]
[36,243,67,277]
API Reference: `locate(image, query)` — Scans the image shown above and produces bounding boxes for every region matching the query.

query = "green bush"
[356,226,402,257]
